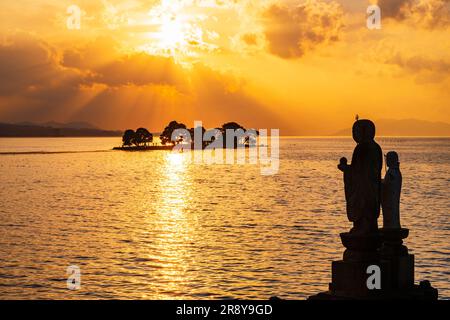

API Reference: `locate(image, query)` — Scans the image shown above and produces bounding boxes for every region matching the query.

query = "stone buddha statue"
[338,120,383,235]
[382,151,402,229]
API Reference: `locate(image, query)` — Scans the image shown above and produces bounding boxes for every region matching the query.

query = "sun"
[142,1,197,60]
[157,15,191,55]
[140,0,216,63]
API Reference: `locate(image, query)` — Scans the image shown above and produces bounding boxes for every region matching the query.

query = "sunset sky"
[0,0,449,134]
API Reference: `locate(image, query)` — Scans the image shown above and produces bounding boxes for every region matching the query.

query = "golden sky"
[0,0,449,134]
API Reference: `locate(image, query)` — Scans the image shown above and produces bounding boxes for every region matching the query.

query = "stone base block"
[384,254,414,289]
[329,260,391,298]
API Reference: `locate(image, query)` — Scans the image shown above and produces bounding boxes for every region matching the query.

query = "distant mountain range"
[15,121,100,130]
[1,118,449,137]
[333,119,450,137]
[0,122,122,137]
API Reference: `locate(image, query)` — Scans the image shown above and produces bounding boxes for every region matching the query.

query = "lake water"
[0,137,449,299]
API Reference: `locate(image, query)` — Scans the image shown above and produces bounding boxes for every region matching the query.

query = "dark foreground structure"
[308,228,438,300]
[309,119,438,300]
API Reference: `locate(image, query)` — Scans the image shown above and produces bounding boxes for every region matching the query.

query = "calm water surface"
[0,137,449,299]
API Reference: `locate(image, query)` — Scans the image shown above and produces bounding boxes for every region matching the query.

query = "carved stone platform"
[328,232,386,298]
[341,232,381,262]
[308,228,438,300]
[379,228,414,289]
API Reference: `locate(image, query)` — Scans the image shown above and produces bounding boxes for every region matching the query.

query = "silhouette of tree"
[121,122,257,149]
[221,122,246,148]
[244,128,259,146]
[221,122,245,132]
[122,129,136,147]
[188,126,207,148]
[243,135,255,146]
[135,128,153,146]
[160,121,187,145]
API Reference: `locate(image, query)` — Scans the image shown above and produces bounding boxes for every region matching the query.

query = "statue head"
[352,119,376,143]
[386,151,400,168]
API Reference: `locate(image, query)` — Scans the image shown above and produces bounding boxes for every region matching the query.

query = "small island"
[113,126,173,151]
[113,120,259,151]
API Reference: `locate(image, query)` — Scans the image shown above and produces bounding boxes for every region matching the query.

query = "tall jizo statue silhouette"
[338,119,383,235]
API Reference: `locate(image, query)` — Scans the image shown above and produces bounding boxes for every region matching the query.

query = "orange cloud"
[377,0,414,19]
[262,0,344,59]
[89,54,184,88]
[241,33,259,46]
[0,33,283,131]
[0,33,89,121]
[383,52,450,83]
[378,0,450,29]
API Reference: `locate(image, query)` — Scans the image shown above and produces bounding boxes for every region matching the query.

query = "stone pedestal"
[327,232,386,298]
[340,232,381,262]
[330,260,391,298]
[379,228,414,290]
[308,227,438,300]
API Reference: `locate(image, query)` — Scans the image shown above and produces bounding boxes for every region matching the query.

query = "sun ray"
[137,0,217,64]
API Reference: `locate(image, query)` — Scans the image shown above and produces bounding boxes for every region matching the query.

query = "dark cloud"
[0,33,81,96]
[62,37,185,88]
[62,36,123,70]
[0,33,89,121]
[378,0,450,28]
[91,53,184,88]
[382,52,450,83]
[263,1,343,59]
[388,54,450,74]
[385,53,450,76]
[377,0,414,19]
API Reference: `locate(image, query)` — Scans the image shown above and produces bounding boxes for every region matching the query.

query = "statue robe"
[382,167,402,228]
[343,140,383,233]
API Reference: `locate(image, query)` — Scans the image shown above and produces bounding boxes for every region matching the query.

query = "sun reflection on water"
[150,151,195,298]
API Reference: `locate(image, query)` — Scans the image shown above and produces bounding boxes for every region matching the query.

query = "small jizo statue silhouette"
[382,151,402,229]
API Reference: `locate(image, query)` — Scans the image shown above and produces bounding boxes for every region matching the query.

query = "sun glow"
[157,15,192,54]
[140,0,217,63]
